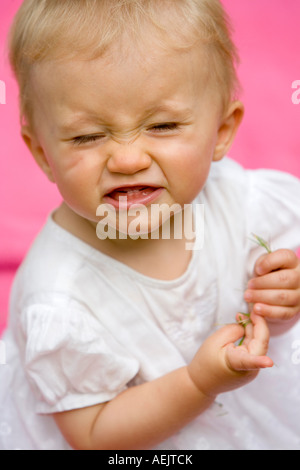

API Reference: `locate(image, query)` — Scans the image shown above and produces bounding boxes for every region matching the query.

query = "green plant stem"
[236,233,273,346]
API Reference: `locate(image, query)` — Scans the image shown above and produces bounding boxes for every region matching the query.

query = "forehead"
[32,37,209,84]
[29,41,218,132]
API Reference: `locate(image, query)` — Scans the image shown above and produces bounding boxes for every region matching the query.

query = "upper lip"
[104,184,162,196]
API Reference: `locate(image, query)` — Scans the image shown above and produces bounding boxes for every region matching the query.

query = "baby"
[0,0,300,450]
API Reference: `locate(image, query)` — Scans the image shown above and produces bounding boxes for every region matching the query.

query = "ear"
[213,100,244,162]
[21,125,56,183]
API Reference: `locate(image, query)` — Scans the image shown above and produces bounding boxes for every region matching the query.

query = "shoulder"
[10,214,108,308]
[205,156,300,191]
[202,156,300,218]
[199,156,300,259]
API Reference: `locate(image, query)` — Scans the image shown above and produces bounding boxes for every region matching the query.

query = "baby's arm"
[53,313,272,450]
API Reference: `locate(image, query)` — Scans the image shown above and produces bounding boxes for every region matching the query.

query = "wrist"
[185,364,218,400]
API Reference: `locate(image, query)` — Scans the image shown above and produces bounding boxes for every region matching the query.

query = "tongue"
[108,186,155,201]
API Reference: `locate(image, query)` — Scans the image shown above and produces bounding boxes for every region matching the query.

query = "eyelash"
[72,134,104,146]
[149,123,179,132]
[71,123,179,145]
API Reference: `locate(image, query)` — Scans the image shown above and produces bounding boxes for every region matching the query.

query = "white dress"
[0,157,300,450]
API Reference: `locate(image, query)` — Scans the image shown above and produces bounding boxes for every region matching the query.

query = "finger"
[247,268,300,290]
[253,303,300,321]
[226,344,273,371]
[247,312,270,357]
[236,313,254,348]
[213,323,246,348]
[244,288,300,307]
[240,316,254,347]
[255,250,299,276]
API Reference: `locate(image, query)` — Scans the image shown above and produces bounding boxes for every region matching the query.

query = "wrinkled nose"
[106,140,152,175]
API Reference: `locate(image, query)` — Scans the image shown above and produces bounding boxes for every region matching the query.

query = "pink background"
[0,0,300,335]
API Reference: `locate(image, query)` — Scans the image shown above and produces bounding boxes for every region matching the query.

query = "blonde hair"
[8,0,240,127]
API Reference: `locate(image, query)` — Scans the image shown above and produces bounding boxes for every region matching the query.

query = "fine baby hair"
[8,0,240,128]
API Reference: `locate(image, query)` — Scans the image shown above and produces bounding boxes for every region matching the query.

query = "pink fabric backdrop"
[1,0,300,334]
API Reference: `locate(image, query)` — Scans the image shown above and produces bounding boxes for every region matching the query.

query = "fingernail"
[254,304,262,313]
[256,266,264,275]
[247,280,255,289]
[244,291,252,301]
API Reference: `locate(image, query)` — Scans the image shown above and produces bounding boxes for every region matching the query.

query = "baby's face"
[26,41,239,235]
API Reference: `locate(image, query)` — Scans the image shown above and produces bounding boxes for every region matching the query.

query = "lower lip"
[103,187,164,210]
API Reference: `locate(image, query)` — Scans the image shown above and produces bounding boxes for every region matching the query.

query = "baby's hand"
[244,249,300,323]
[187,313,273,398]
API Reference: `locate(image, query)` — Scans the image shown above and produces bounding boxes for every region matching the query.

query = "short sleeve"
[20,294,140,414]
[246,168,300,276]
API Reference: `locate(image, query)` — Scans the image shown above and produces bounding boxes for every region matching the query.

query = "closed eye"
[71,123,180,144]
[148,123,179,133]
[71,134,105,146]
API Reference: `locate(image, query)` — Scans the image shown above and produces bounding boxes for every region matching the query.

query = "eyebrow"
[57,116,103,132]
[145,103,194,118]
[58,105,193,133]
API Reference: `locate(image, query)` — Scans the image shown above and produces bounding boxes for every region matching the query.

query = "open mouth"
[103,186,163,209]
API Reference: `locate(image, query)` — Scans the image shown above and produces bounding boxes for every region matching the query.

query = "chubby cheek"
[164,143,213,204]
[49,150,102,219]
